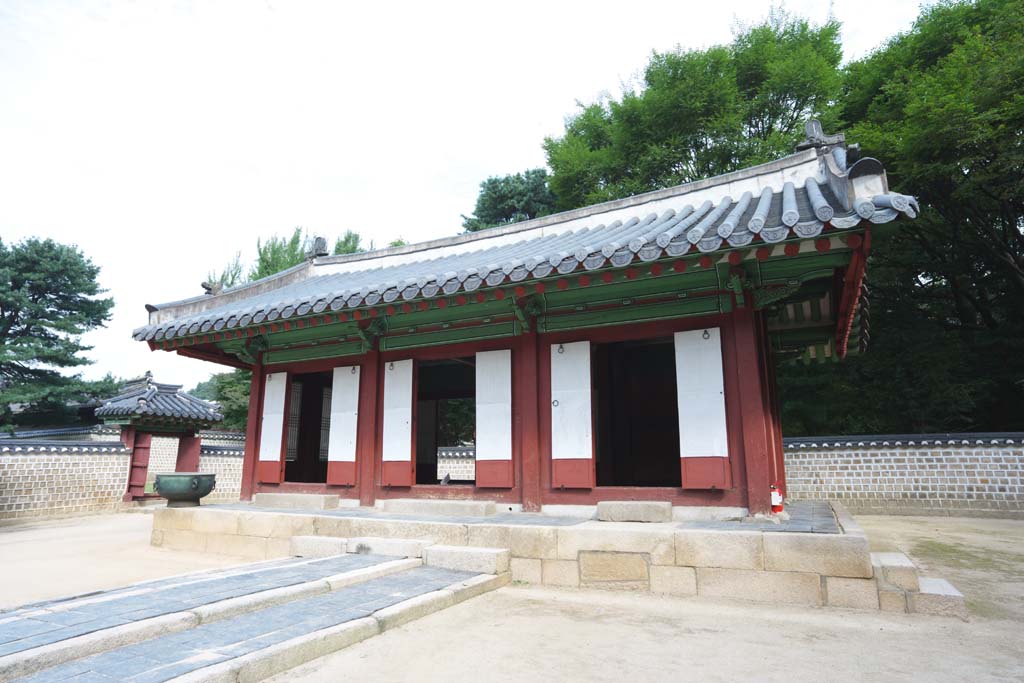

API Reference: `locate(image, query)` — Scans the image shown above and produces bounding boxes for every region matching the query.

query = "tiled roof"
[0,441,129,454]
[134,123,918,344]
[783,433,1024,449]
[95,372,223,424]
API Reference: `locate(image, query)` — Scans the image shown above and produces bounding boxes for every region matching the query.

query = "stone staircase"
[872,552,967,618]
[0,546,508,683]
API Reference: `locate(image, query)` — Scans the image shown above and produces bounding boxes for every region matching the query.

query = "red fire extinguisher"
[770,483,784,513]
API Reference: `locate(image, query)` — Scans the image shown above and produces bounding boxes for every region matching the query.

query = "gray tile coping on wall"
[13,566,471,683]
[0,554,395,658]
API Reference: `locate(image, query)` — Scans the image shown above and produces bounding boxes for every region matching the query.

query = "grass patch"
[912,540,1024,578]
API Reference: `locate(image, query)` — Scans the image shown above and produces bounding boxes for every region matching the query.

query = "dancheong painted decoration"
[133,121,918,514]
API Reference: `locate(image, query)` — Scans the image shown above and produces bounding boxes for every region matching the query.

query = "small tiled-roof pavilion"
[133,121,917,514]
[96,372,223,501]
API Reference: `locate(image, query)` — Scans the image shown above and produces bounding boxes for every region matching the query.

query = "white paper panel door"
[327,366,360,462]
[382,359,414,462]
[475,350,512,461]
[674,328,728,457]
[258,372,288,462]
[550,341,593,460]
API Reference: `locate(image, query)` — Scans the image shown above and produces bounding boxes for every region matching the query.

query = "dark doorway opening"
[594,338,681,487]
[284,371,332,483]
[415,358,476,485]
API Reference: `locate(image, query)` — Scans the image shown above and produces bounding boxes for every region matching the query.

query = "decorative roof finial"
[307,236,329,260]
[795,119,845,151]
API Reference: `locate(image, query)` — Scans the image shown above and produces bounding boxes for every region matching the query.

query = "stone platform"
[0,552,507,683]
[149,500,966,617]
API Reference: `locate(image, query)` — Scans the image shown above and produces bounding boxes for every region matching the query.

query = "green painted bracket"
[753,280,802,309]
[512,295,545,333]
[235,334,269,364]
[357,318,388,352]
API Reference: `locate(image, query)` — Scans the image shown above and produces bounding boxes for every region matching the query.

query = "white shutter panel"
[475,350,512,461]
[674,328,728,457]
[258,372,288,462]
[327,366,360,463]
[550,341,592,460]
[382,359,413,462]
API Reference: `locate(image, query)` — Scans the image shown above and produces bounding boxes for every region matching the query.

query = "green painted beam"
[381,321,520,351]
[539,296,719,332]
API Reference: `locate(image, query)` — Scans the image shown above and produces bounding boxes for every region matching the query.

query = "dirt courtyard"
[0,512,1021,681]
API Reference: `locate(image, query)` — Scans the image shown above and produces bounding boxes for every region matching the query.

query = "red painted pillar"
[519,331,542,512]
[175,433,202,472]
[357,350,381,507]
[123,430,152,502]
[732,305,773,515]
[763,330,787,497]
[240,363,264,501]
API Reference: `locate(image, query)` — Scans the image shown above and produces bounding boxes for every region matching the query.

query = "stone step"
[0,555,418,683]
[424,545,511,574]
[290,535,347,558]
[871,552,920,591]
[346,537,432,558]
[377,498,496,517]
[10,568,508,683]
[908,577,969,620]
[596,501,672,523]
[253,493,340,511]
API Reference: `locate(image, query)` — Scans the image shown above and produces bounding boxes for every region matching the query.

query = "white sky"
[0,0,925,390]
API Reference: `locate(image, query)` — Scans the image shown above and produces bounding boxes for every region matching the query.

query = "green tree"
[543,11,841,210]
[462,169,558,231]
[249,228,312,280]
[191,370,251,431]
[333,230,364,255]
[777,0,1024,434]
[207,252,244,290]
[0,238,114,426]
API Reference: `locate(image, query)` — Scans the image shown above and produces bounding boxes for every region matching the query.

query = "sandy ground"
[0,513,243,608]
[273,515,1024,683]
[1,513,1021,681]
[858,515,1024,622]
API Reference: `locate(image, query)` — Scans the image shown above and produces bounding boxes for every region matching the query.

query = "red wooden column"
[357,350,381,507]
[175,433,202,472]
[518,331,542,512]
[731,305,773,515]
[762,322,787,496]
[240,362,265,500]
[122,428,152,502]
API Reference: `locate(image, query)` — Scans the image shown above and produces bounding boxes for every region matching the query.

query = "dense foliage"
[779,0,1024,434]
[191,370,252,431]
[463,0,1023,434]
[0,238,117,428]
[542,11,842,210]
[462,169,558,231]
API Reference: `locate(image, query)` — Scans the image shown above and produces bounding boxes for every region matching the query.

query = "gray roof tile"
[95,373,223,424]
[134,136,918,344]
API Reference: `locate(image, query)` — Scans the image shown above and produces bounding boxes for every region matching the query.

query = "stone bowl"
[154,473,216,507]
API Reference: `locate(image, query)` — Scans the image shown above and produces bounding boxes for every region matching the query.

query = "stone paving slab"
[0,555,394,658]
[13,567,472,683]
[677,501,840,534]
[213,504,588,527]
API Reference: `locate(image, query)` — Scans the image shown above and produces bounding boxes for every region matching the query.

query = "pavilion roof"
[133,121,917,350]
[95,372,223,427]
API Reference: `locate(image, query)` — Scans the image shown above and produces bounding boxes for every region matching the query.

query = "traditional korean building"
[133,122,917,515]
[95,372,224,501]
